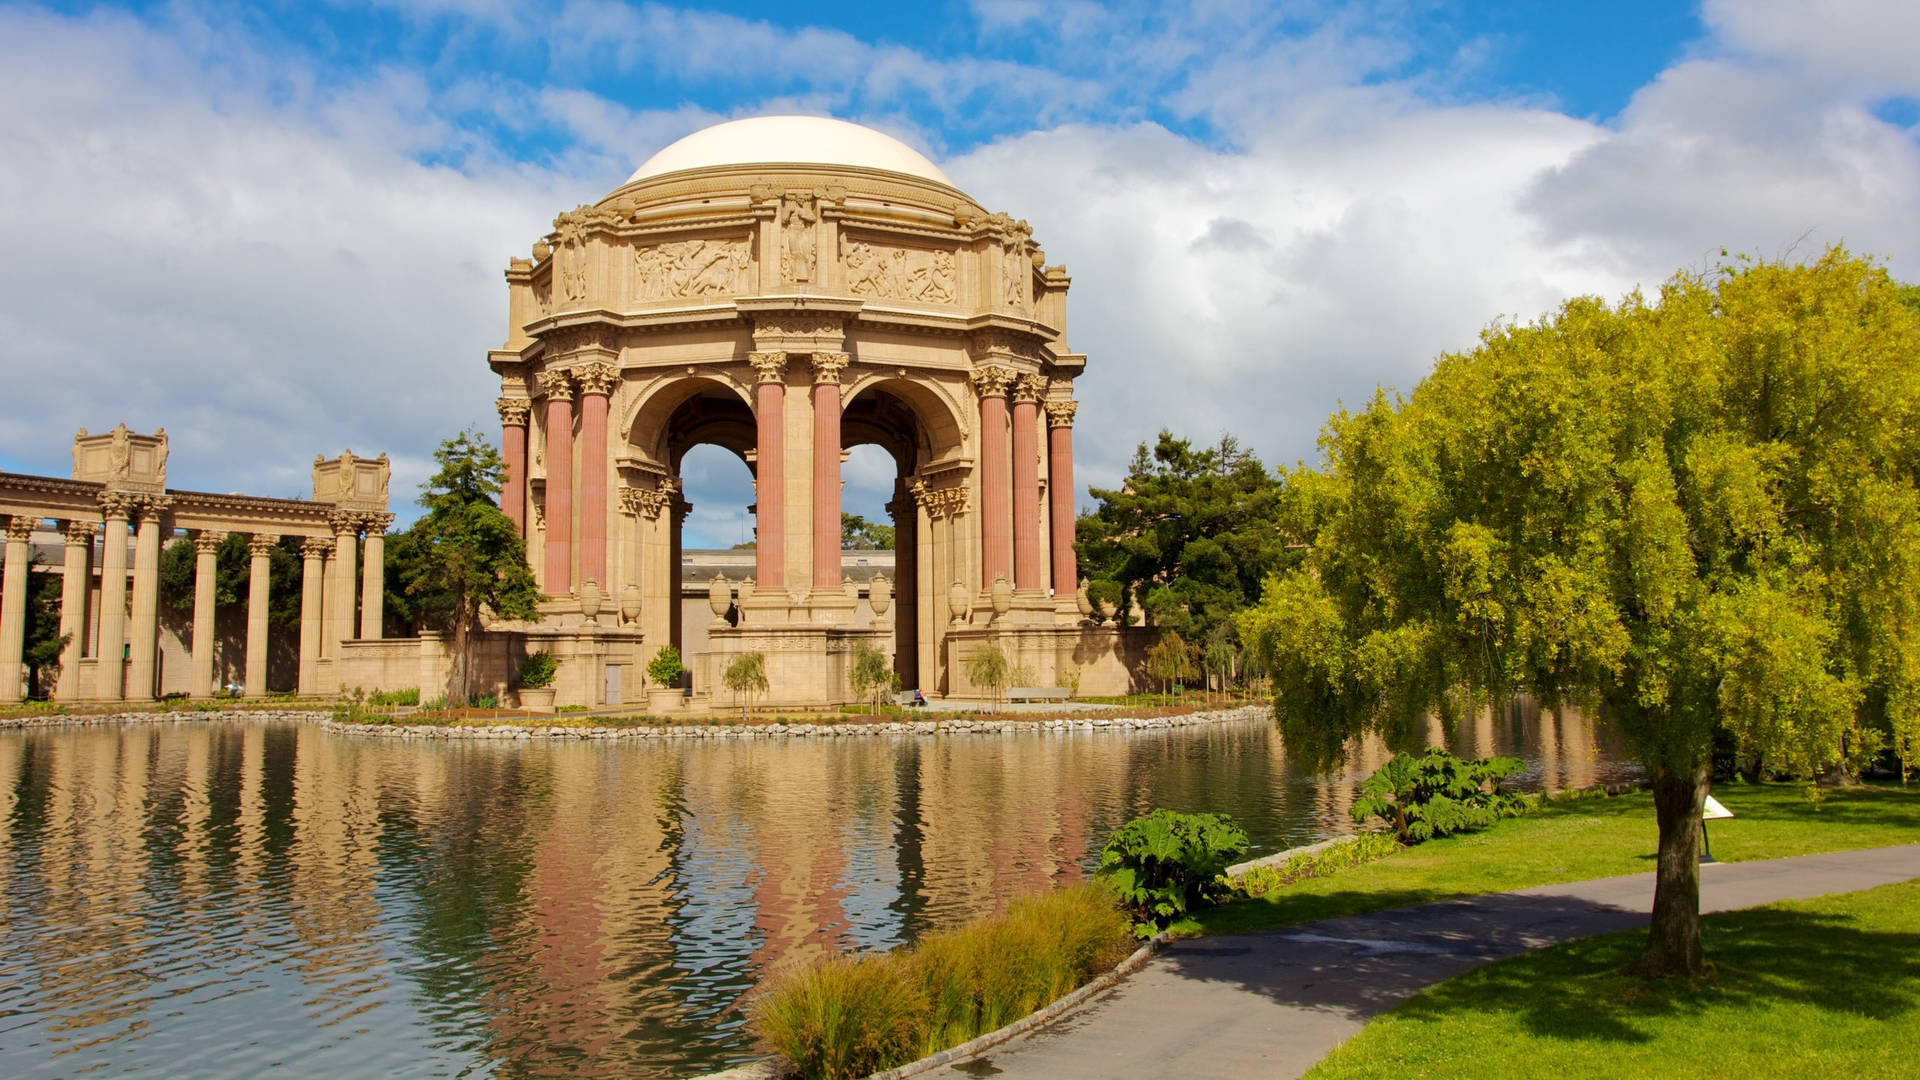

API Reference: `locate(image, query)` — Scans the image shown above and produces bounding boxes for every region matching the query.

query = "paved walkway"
[954,845,1920,1079]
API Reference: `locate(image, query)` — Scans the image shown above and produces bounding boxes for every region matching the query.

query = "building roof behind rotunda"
[626,116,956,188]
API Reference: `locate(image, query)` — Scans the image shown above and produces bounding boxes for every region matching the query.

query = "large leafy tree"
[1076,432,1288,645]
[23,559,67,699]
[1239,249,1920,977]
[401,429,539,705]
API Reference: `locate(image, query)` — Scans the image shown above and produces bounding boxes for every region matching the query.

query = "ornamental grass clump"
[751,884,1133,1079]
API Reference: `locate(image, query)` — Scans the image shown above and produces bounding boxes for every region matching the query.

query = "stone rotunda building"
[491,116,1140,707]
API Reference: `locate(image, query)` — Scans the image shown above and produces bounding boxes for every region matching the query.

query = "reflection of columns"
[246,534,274,697]
[575,361,616,589]
[497,396,531,535]
[972,365,1015,587]
[1011,374,1045,592]
[359,515,390,640]
[541,369,576,593]
[126,497,167,701]
[330,514,358,650]
[1045,397,1079,596]
[56,521,93,701]
[190,530,225,697]
[751,351,788,588]
[97,494,131,699]
[298,538,327,694]
[812,352,848,588]
[0,517,31,701]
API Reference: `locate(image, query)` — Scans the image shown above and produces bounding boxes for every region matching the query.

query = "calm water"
[0,708,1635,1079]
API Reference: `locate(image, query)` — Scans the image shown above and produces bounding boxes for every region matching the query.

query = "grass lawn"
[1181,781,1920,937]
[1304,878,1920,1079]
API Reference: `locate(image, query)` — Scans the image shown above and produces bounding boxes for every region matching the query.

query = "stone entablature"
[0,427,394,704]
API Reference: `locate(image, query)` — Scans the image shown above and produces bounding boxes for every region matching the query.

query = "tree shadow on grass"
[1385,904,1920,1044]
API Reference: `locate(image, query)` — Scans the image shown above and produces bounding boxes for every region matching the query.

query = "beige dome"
[627,116,955,187]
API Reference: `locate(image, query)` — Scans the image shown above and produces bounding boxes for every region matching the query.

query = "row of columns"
[0,504,388,702]
[971,366,1078,596]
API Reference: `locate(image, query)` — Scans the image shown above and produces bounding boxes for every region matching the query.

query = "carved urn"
[948,581,969,626]
[579,579,603,621]
[620,583,642,625]
[990,576,1013,620]
[708,573,732,627]
[870,573,892,617]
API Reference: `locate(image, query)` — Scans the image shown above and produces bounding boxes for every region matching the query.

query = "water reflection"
[0,706,1634,1078]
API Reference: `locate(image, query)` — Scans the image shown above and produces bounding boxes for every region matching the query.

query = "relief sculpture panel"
[840,235,956,304]
[633,237,752,301]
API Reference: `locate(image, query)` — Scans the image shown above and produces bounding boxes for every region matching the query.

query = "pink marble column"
[1011,374,1045,592]
[972,366,1015,588]
[1046,397,1079,595]
[540,369,575,593]
[575,362,616,588]
[750,352,787,588]
[812,352,849,588]
[497,397,530,534]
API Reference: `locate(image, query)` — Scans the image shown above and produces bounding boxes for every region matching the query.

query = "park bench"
[893,691,927,707]
[1006,686,1072,703]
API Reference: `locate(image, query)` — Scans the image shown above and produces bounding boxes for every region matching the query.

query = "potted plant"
[518,650,558,712]
[646,645,684,713]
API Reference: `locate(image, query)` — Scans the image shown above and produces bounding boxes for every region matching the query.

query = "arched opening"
[842,384,947,692]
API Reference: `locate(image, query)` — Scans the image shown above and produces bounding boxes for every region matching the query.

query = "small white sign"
[1703,795,1734,820]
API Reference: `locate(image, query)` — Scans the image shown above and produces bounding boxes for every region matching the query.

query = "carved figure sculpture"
[841,235,956,304]
[779,194,818,282]
[635,238,751,300]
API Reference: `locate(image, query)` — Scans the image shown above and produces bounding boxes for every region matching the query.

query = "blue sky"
[2,1,1917,544]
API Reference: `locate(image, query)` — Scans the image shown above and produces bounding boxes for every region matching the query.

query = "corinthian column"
[497,396,531,534]
[811,352,849,589]
[190,530,225,697]
[972,365,1015,589]
[298,537,327,695]
[246,534,275,697]
[97,493,132,699]
[57,521,93,701]
[1011,374,1046,593]
[0,517,32,701]
[575,361,617,589]
[1046,396,1079,596]
[330,513,358,650]
[540,368,576,593]
[126,496,169,701]
[360,514,391,639]
[750,351,788,588]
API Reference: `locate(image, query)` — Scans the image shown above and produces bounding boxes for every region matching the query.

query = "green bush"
[1352,748,1526,844]
[1097,809,1249,936]
[753,884,1131,1079]
[1231,832,1403,898]
[367,688,420,707]
[471,693,499,708]
[647,645,684,688]
[518,651,557,689]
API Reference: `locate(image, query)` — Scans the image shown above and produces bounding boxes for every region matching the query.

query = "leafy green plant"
[367,687,420,707]
[1097,809,1250,936]
[556,704,589,714]
[1231,832,1403,898]
[848,641,896,712]
[647,644,684,688]
[966,639,1010,710]
[724,651,769,720]
[471,693,499,708]
[1352,748,1525,844]
[517,651,557,689]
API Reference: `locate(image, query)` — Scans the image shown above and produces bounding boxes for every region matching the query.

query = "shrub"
[647,645,684,688]
[724,651,769,719]
[753,884,1131,1079]
[367,688,420,707]
[1097,809,1249,936]
[518,651,557,689]
[1231,832,1403,898]
[848,641,896,711]
[1352,748,1526,844]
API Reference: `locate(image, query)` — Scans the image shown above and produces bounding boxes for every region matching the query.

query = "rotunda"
[488,116,1135,708]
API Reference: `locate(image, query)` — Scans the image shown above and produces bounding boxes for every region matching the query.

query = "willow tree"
[1239,249,1920,976]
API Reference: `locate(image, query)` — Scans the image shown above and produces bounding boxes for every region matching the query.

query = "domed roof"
[626,116,955,188]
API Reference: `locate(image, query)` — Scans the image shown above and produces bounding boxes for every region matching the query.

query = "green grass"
[1305,878,1920,1079]
[1181,781,1920,937]
[752,884,1134,1080]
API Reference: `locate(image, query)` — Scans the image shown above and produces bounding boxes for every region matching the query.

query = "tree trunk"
[1632,764,1709,977]
[449,600,472,707]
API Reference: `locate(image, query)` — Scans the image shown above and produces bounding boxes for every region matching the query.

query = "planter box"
[647,687,682,714]
[519,687,556,713]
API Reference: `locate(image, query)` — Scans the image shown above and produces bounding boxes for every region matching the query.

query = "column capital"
[497,396,532,426]
[301,536,332,560]
[618,481,676,520]
[574,360,619,397]
[194,530,228,555]
[810,351,850,384]
[749,351,789,383]
[358,512,395,537]
[1012,373,1048,404]
[538,368,575,401]
[1045,399,1079,428]
[970,365,1016,399]
[248,533,279,558]
[98,490,136,520]
[5,516,34,543]
[64,520,96,546]
[129,493,173,522]
[910,479,970,520]
[329,511,361,537]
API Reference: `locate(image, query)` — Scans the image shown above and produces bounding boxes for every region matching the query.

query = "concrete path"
[952,845,1920,1080]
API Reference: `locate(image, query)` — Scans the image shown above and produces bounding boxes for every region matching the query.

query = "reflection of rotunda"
[490,116,1138,707]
